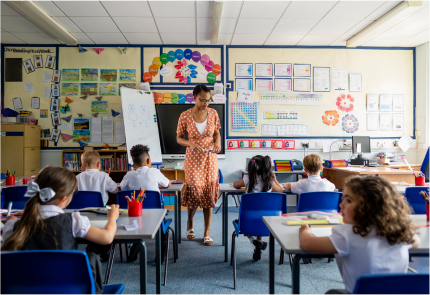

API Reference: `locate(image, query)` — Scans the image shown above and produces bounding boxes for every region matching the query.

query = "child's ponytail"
[2,166,77,251]
[246,155,274,193]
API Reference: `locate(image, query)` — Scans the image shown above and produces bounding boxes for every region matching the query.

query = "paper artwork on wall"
[40,109,48,118]
[31,97,40,109]
[119,83,136,94]
[313,67,330,92]
[62,115,72,123]
[42,72,52,84]
[24,81,34,94]
[33,55,43,68]
[392,94,404,112]
[332,68,348,91]
[119,69,136,81]
[81,83,98,96]
[62,69,79,81]
[60,133,73,143]
[235,79,253,91]
[235,63,252,77]
[52,70,61,82]
[43,129,51,137]
[45,55,55,69]
[259,93,322,105]
[293,64,311,77]
[237,90,255,103]
[81,68,98,81]
[59,123,72,130]
[99,83,117,96]
[262,109,299,121]
[91,101,108,114]
[61,83,79,96]
[50,98,59,112]
[255,63,273,77]
[349,73,362,92]
[274,63,291,77]
[366,94,378,112]
[261,124,277,136]
[43,87,51,98]
[293,78,311,92]
[51,112,61,126]
[91,117,101,143]
[379,113,392,130]
[50,129,60,143]
[231,102,259,132]
[255,79,273,92]
[379,94,392,112]
[51,84,60,97]
[322,110,339,126]
[78,45,87,53]
[12,97,23,109]
[119,47,127,55]
[95,96,102,101]
[274,78,291,92]
[93,48,104,54]
[342,114,359,133]
[23,59,35,74]
[392,113,404,131]
[74,117,90,130]
[336,94,354,112]
[366,113,379,131]
[73,130,90,142]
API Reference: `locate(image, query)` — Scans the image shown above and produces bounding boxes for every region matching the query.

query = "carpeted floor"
[88,207,429,294]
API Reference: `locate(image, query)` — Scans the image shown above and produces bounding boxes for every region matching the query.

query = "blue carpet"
[90,207,429,294]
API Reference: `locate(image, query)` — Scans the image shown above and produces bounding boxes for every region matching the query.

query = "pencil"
[6,202,13,218]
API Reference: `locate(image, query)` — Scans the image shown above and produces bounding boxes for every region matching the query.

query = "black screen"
[352,136,371,153]
[155,104,225,155]
[5,58,22,82]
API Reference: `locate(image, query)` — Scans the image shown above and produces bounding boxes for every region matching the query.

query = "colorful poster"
[366,94,379,112]
[81,83,98,96]
[231,102,259,132]
[91,101,108,114]
[40,109,48,118]
[262,109,299,121]
[236,78,253,91]
[256,79,273,92]
[342,114,359,133]
[81,68,98,81]
[293,78,311,92]
[119,69,136,81]
[73,118,90,130]
[322,110,340,126]
[119,83,136,94]
[274,79,291,92]
[255,63,272,77]
[235,63,252,77]
[274,63,291,77]
[313,67,330,92]
[336,94,354,112]
[99,83,117,96]
[61,69,79,81]
[293,64,311,77]
[73,130,91,142]
[100,69,117,81]
[259,93,322,105]
[61,83,79,96]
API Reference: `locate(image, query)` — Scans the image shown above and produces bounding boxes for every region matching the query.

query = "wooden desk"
[323,167,416,189]
[263,214,429,294]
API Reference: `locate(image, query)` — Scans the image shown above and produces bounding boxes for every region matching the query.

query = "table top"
[263,215,429,255]
[395,184,430,194]
[219,183,294,194]
[242,169,306,174]
[324,167,418,175]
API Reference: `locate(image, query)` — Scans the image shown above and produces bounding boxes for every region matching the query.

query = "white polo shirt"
[76,169,118,205]
[290,175,335,194]
[120,166,169,192]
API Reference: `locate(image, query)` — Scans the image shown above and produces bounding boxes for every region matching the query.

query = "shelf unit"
[61,149,129,173]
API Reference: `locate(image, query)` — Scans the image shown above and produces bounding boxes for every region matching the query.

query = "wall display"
[33,55,43,68]
[261,140,272,148]
[392,94,404,112]
[392,113,404,131]
[284,140,295,149]
[100,69,117,82]
[366,94,379,112]
[349,73,362,92]
[261,124,278,136]
[336,94,354,112]
[235,78,253,91]
[115,121,126,144]
[12,97,23,109]
[313,67,330,92]
[24,81,34,94]
[52,70,61,82]
[42,72,52,84]
[332,68,348,91]
[379,113,392,130]
[51,112,61,126]
[50,129,60,143]
[274,78,292,92]
[255,78,273,92]
[259,93,322,105]
[274,63,291,77]
[341,114,359,133]
[235,63,252,77]
[91,101,108,114]
[31,97,40,109]
[322,110,339,126]
[237,90,255,103]
[23,59,35,74]
[91,117,102,143]
[99,83,117,96]
[227,140,239,149]
[293,64,311,77]
[40,109,48,118]
[73,129,91,142]
[45,55,55,69]
[255,63,272,77]
[81,83,98,96]
[293,78,311,92]
[278,124,308,136]
[366,113,379,131]
[61,83,79,96]
[272,140,283,149]
[119,83,136,94]
[119,69,136,81]
[81,68,98,81]
[50,98,59,111]
[262,109,299,121]
[231,102,259,132]
[51,84,59,97]
[379,94,392,112]
[102,115,114,144]
[61,69,79,81]
[250,140,262,148]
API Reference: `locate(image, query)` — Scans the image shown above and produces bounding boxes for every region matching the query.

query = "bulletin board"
[227,46,415,139]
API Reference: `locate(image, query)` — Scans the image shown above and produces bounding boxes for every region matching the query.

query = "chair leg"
[119,244,123,262]
[125,243,129,259]
[169,227,177,262]
[164,229,170,286]
[233,195,238,207]
[231,231,236,266]
[233,231,237,290]
[215,198,223,214]
[104,243,116,284]
[279,249,284,265]
[289,254,294,271]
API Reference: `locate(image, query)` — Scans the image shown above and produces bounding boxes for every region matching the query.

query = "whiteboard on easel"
[120,88,162,165]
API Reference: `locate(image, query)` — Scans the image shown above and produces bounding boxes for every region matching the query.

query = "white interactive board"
[120,87,162,165]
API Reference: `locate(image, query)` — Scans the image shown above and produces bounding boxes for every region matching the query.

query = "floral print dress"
[176,108,220,209]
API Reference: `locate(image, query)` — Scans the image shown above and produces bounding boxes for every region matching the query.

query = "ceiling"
[1,1,429,47]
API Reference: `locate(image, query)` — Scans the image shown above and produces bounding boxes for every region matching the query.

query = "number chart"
[231,102,259,132]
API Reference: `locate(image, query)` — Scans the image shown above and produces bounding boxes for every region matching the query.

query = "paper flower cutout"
[342,114,359,133]
[61,133,73,143]
[336,94,354,112]
[322,110,339,126]
[174,59,197,84]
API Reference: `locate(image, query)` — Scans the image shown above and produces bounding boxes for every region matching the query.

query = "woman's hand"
[212,140,221,153]
[189,142,204,153]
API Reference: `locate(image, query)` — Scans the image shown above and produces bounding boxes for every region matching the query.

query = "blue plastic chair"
[297,191,343,213]
[116,190,176,285]
[1,186,29,209]
[421,147,429,182]
[231,192,287,289]
[353,273,429,294]
[1,250,124,294]
[1,173,5,180]
[405,187,428,214]
[67,191,104,209]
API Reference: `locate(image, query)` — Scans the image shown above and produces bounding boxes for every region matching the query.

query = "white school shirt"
[290,175,335,194]
[120,166,170,192]
[243,175,273,193]
[2,205,90,242]
[329,224,412,293]
[76,169,118,205]
[195,117,208,135]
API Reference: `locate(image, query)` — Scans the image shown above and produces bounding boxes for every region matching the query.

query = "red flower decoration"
[336,94,354,112]
[322,110,340,126]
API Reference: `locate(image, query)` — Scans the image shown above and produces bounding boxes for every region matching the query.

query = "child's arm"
[271,173,283,192]
[411,233,421,249]
[106,175,119,194]
[84,204,119,245]
[233,179,245,189]
[283,183,292,190]
[299,225,337,254]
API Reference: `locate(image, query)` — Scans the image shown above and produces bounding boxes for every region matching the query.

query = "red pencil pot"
[415,176,425,186]
[426,204,429,222]
[5,176,15,185]
[22,178,28,184]
[127,200,142,217]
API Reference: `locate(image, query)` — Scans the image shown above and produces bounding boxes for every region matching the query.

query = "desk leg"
[224,193,229,262]
[156,228,161,294]
[140,241,147,294]
[269,233,275,294]
[178,191,181,245]
[292,254,302,294]
[222,192,225,246]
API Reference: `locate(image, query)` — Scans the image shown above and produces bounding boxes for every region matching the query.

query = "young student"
[284,154,335,193]
[299,176,420,294]
[76,150,118,205]
[1,166,120,294]
[120,144,171,262]
[233,155,283,261]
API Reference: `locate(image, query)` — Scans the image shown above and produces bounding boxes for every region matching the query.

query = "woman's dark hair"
[193,84,210,97]
[246,155,273,193]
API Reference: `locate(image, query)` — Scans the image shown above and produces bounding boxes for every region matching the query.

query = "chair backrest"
[405,187,428,214]
[218,169,223,184]
[67,191,104,209]
[353,273,430,294]
[117,190,162,209]
[1,186,29,209]
[1,250,95,294]
[297,191,342,213]
[421,147,429,182]
[1,173,5,180]
[239,192,287,237]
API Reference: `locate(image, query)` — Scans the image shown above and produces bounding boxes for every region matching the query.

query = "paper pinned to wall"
[42,72,52,84]
[31,97,40,109]
[115,121,125,143]
[43,87,51,98]
[366,94,378,112]
[366,113,378,131]
[102,115,114,144]
[12,97,23,109]
[332,68,348,91]
[59,123,73,130]
[24,81,34,94]
[392,113,404,131]
[398,133,415,152]
[237,90,255,103]
[91,117,102,143]
[261,124,277,136]
[392,94,404,112]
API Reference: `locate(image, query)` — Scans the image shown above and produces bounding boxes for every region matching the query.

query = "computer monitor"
[350,136,371,165]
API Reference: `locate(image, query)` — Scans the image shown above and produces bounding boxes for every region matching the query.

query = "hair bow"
[24,181,56,202]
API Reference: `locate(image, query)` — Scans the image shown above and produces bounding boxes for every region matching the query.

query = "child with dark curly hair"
[299,176,420,294]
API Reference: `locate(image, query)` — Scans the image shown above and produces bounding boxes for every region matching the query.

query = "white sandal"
[186,229,195,240]
[203,236,213,246]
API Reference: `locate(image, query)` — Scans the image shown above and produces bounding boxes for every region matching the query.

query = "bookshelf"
[61,149,129,173]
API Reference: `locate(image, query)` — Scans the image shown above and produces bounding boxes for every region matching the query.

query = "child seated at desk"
[233,155,283,261]
[1,166,120,294]
[299,176,420,294]
[120,144,170,262]
[283,154,335,193]
[76,150,118,205]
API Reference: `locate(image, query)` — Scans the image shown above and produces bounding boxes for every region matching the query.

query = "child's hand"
[299,224,311,236]
[283,183,291,190]
[107,204,119,220]
[1,215,18,224]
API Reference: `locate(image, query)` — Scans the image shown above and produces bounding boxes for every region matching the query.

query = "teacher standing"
[176,84,221,246]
